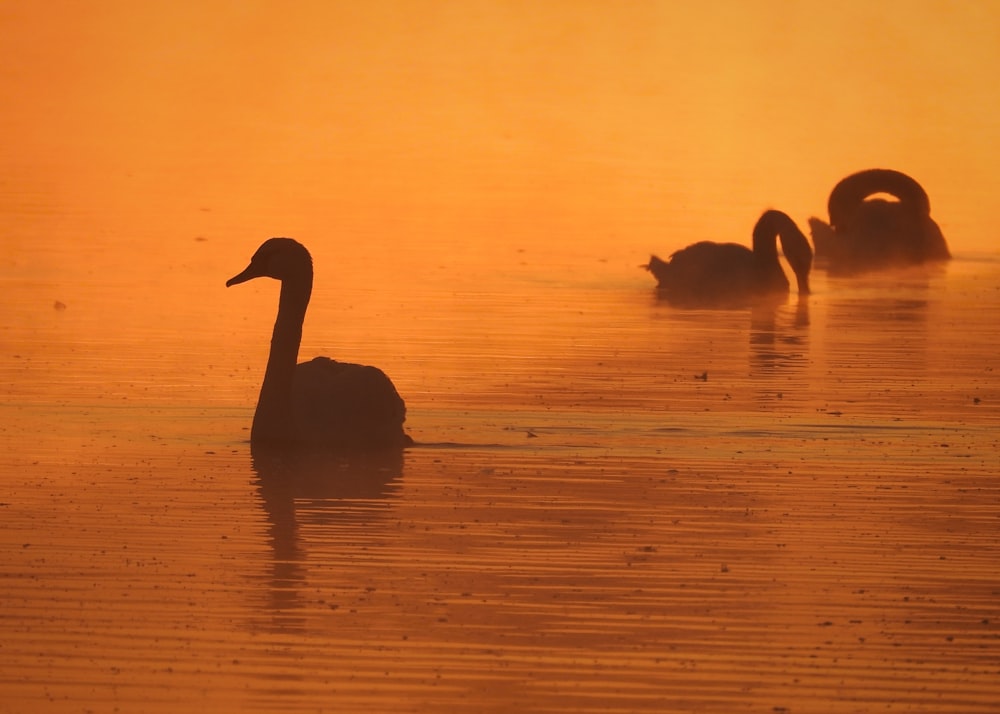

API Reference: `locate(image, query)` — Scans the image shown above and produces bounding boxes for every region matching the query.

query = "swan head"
[226,238,313,287]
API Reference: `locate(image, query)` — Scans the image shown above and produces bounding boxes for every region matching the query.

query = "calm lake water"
[2,228,999,713]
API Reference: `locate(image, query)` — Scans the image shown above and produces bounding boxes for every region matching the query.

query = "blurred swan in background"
[808,168,950,274]
[645,209,813,306]
[227,238,412,451]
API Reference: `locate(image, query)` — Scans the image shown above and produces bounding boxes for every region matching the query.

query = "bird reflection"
[250,443,403,632]
[809,169,950,274]
[824,281,933,339]
[816,268,943,415]
[749,298,810,376]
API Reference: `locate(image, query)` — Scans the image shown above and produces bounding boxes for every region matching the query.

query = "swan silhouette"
[644,210,813,306]
[808,168,950,273]
[227,238,412,450]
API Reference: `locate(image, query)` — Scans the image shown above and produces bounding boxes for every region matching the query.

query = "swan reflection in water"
[809,168,951,275]
[749,299,810,377]
[250,443,404,631]
[227,237,412,451]
[645,210,813,307]
[821,267,940,378]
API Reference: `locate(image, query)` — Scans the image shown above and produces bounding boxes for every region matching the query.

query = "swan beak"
[226,264,259,287]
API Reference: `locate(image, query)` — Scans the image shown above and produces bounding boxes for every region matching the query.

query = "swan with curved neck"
[227,238,411,450]
[645,210,812,306]
[808,168,950,273]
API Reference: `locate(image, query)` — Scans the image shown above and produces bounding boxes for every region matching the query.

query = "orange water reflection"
[2,240,998,711]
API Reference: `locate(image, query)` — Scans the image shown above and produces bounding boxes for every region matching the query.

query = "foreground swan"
[645,210,813,306]
[809,168,950,273]
[227,238,411,450]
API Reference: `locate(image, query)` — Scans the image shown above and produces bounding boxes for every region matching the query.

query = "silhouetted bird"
[645,210,813,306]
[227,238,411,451]
[809,168,950,274]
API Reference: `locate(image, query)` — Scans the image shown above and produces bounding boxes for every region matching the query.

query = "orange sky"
[2,0,999,260]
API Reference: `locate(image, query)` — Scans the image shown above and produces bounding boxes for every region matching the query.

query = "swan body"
[227,238,411,451]
[809,169,950,273]
[645,210,813,306]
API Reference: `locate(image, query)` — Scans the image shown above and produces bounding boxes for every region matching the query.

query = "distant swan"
[645,209,813,306]
[808,168,950,273]
[227,238,412,450]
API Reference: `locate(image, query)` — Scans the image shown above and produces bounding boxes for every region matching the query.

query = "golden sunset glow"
[4,1,999,263]
[2,3,999,713]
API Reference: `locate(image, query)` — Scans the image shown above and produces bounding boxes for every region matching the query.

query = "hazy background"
[3,0,998,281]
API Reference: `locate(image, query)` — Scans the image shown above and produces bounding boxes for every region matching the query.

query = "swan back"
[292,357,411,450]
[655,241,755,305]
[811,168,950,273]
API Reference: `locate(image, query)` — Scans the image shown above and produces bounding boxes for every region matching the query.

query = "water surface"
[2,237,998,712]
[4,3,1000,711]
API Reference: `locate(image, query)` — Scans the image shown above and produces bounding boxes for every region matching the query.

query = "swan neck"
[774,217,813,295]
[751,219,780,259]
[753,211,812,295]
[271,276,311,356]
[252,271,312,442]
